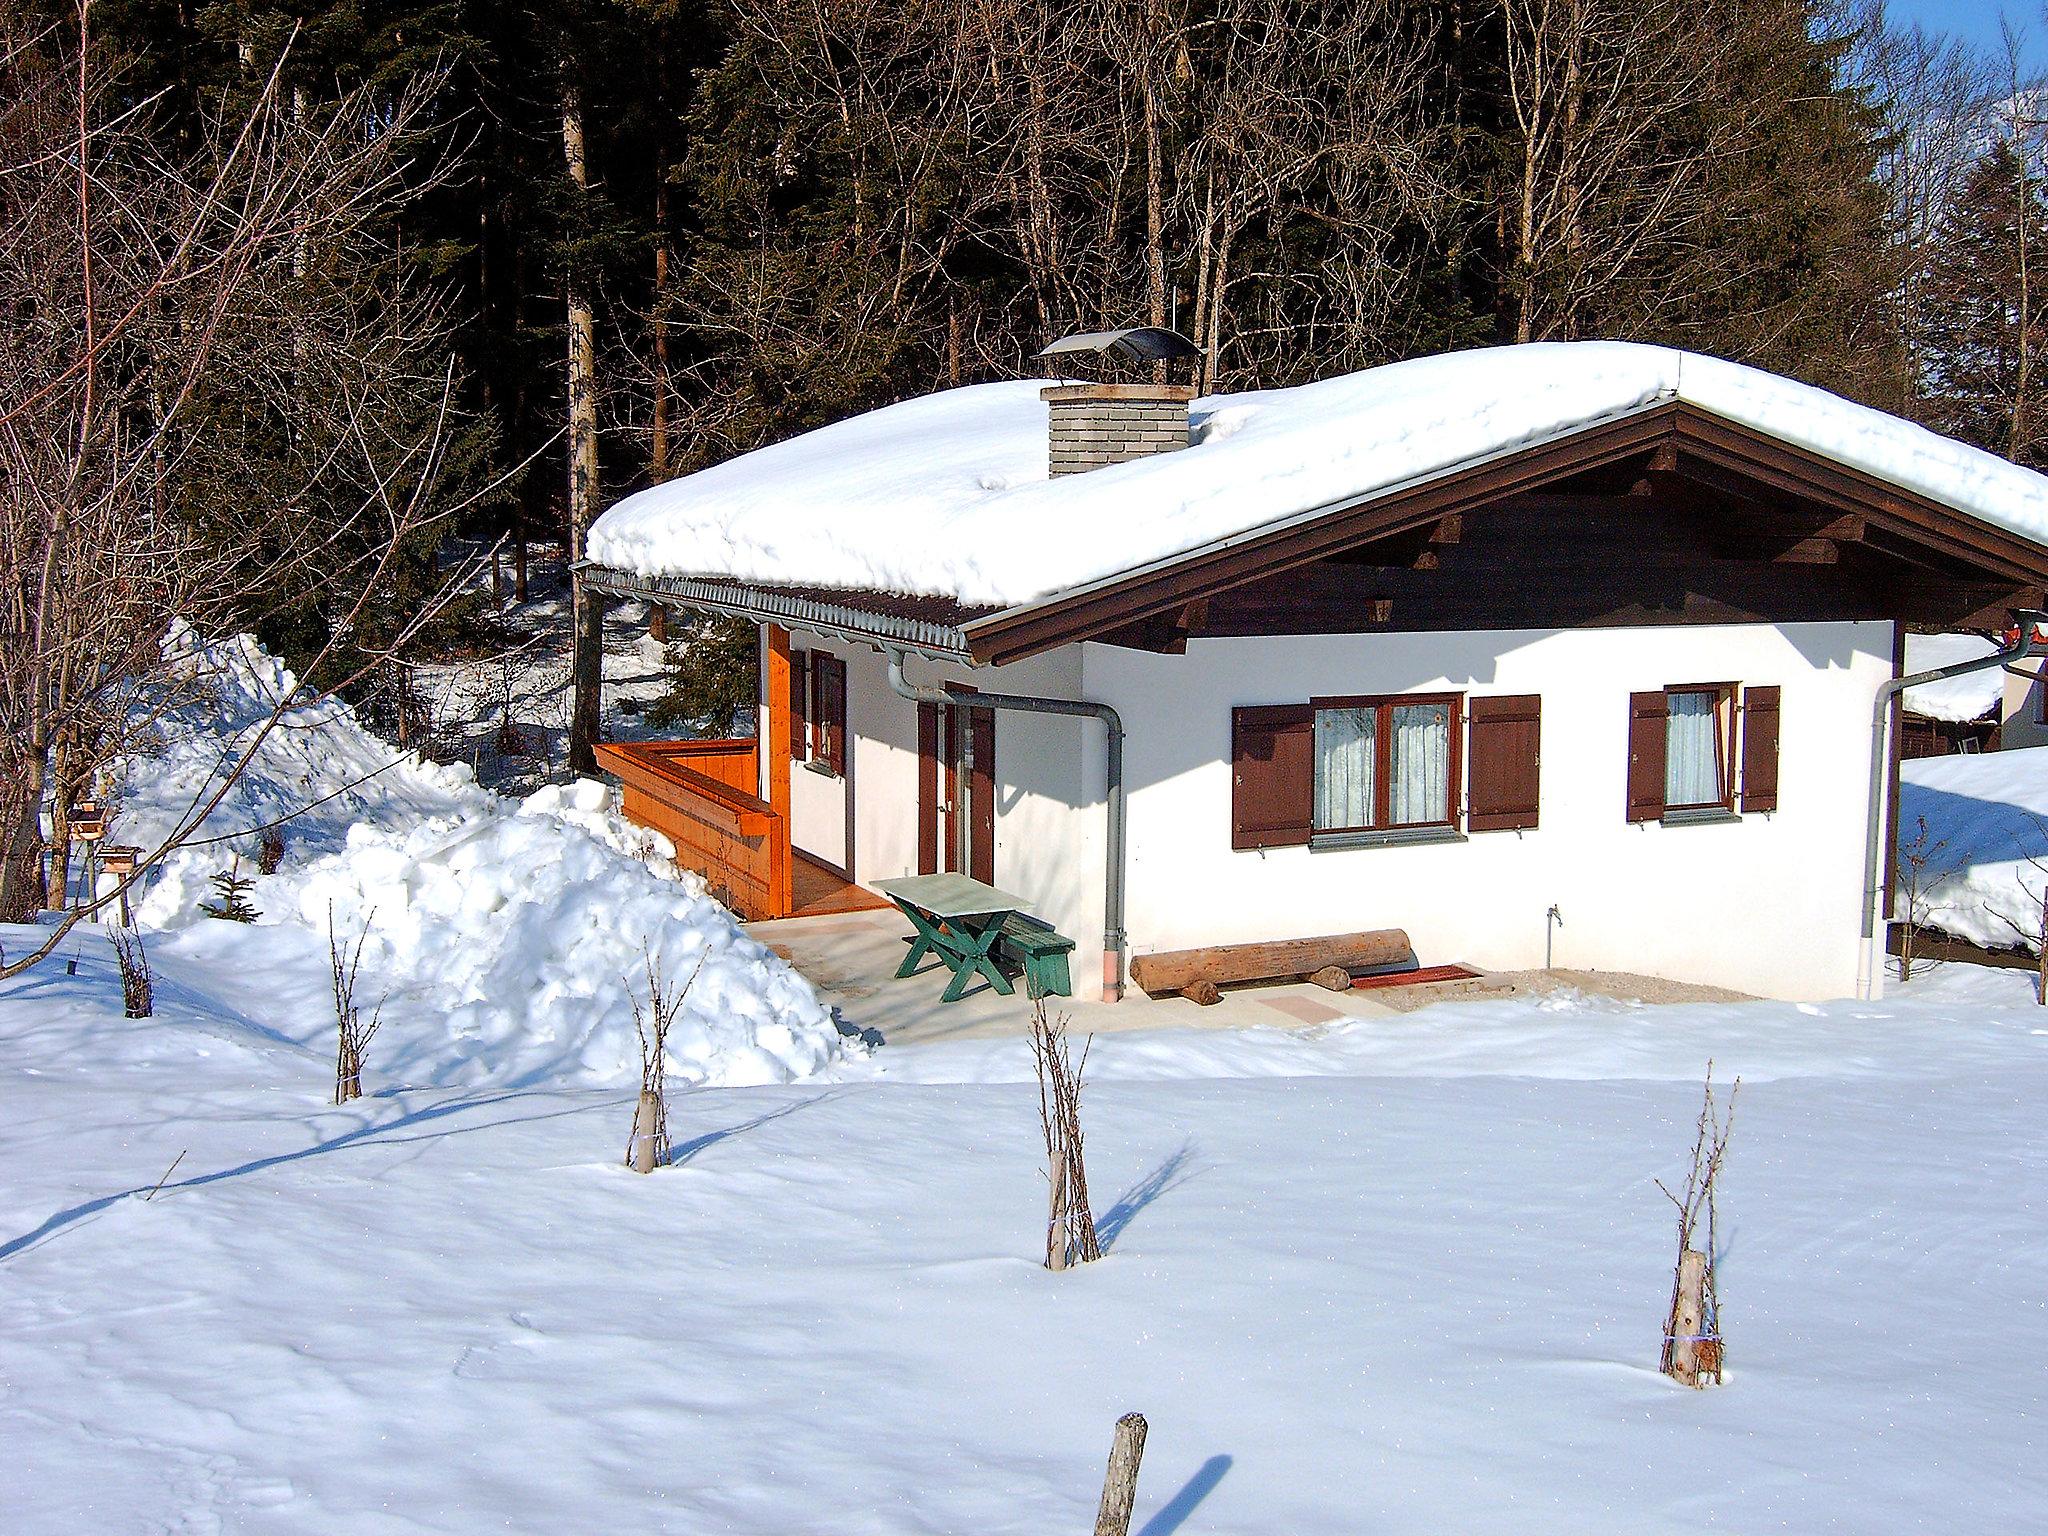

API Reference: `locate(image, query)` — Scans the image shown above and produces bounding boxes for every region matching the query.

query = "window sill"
[1660,807,1740,827]
[1310,826,1467,852]
[801,760,842,780]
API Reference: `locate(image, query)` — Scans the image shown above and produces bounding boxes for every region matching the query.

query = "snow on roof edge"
[587,342,2048,613]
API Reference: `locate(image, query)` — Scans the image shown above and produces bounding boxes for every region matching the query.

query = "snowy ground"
[5,935,2046,1533]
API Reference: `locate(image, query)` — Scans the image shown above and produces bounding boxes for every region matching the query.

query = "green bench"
[996,914,1075,1000]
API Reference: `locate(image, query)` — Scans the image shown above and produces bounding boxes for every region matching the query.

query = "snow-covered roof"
[1902,632,2007,722]
[587,340,2048,611]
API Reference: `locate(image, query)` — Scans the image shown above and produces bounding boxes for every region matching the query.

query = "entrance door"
[918,700,994,883]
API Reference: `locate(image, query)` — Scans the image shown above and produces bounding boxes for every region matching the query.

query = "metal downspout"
[887,651,1127,1001]
[1858,614,2045,999]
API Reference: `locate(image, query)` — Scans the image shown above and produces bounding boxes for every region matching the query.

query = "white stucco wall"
[1087,621,1894,1001]
[2001,664,2048,750]
[761,619,1892,1001]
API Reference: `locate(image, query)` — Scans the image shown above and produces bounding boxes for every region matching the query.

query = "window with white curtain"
[1665,687,1728,809]
[1313,695,1459,832]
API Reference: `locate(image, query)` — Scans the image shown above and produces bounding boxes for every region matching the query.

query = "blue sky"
[1888,0,2045,68]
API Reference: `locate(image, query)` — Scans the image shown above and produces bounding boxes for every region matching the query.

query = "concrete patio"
[747,906,1425,1047]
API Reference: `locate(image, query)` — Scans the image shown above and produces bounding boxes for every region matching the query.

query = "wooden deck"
[791,852,891,919]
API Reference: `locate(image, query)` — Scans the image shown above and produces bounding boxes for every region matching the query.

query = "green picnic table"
[874,873,1073,1003]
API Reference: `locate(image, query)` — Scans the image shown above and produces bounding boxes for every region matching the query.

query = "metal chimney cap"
[1038,326,1200,364]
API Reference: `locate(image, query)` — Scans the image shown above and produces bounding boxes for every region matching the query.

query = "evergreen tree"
[1918,137,2048,465]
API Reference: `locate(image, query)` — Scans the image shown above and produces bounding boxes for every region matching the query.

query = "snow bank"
[1898,745,2048,951]
[1903,632,2004,722]
[112,627,846,1089]
[589,340,2048,607]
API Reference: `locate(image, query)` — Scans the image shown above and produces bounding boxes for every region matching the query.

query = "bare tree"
[1984,815,2048,1004]
[1492,0,1744,343]
[1031,999,1101,1269]
[328,905,384,1103]
[1893,813,1958,981]
[0,12,490,972]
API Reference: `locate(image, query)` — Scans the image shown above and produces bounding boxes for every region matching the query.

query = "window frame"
[1661,681,1738,815]
[1306,691,1464,836]
[807,651,848,777]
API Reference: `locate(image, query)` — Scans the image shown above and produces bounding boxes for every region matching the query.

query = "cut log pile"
[1130,929,1414,1005]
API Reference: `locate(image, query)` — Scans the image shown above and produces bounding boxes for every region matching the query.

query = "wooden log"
[1665,1248,1708,1387]
[1179,980,1223,1007]
[629,1090,660,1174]
[1047,1146,1070,1270]
[1130,929,1411,996]
[1308,965,1352,993]
[1093,1413,1149,1536]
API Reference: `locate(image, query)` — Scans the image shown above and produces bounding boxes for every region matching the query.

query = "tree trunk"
[0,755,46,922]
[1047,1145,1070,1269]
[651,174,672,482]
[561,73,603,775]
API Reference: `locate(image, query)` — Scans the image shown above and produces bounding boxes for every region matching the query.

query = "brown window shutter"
[790,651,809,761]
[1467,695,1541,831]
[1741,685,1781,813]
[1231,704,1314,850]
[1627,690,1667,822]
[917,702,940,875]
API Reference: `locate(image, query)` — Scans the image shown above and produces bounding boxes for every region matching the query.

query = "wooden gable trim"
[960,400,2048,665]
[963,404,1684,665]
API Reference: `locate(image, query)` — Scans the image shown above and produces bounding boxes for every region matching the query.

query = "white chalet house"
[578,341,2048,1003]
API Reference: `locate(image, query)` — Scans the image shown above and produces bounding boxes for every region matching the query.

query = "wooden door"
[918,700,993,882]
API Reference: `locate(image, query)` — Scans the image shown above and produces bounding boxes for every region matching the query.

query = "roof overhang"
[957,399,2048,665]
[579,397,2048,671]
[574,565,977,662]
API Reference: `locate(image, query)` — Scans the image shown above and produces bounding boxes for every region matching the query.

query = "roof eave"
[959,397,2048,666]
[575,564,974,662]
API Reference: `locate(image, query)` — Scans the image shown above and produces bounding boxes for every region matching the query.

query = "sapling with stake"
[112,926,153,1018]
[1031,999,1101,1268]
[1893,815,1956,982]
[1657,1062,1738,1387]
[328,904,384,1103]
[625,947,707,1173]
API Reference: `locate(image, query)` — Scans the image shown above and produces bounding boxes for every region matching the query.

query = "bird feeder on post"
[97,845,139,926]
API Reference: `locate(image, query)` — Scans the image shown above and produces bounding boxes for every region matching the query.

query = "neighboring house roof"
[1903,632,2006,723]
[583,340,2048,663]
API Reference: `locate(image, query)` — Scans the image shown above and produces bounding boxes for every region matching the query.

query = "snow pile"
[113,627,845,1089]
[1898,744,2048,951]
[589,340,2048,607]
[119,622,492,919]
[1903,631,2005,722]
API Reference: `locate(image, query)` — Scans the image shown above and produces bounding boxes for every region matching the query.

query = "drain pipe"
[887,650,1127,1001]
[1858,613,2046,999]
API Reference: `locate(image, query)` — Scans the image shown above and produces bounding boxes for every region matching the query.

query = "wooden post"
[763,624,794,917]
[1047,1146,1070,1270]
[1180,980,1222,1007]
[629,1090,660,1173]
[1093,1413,1149,1536]
[649,604,667,644]
[1666,1248,1708,1387]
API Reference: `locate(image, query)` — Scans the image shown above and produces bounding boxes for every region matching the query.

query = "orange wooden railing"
[595,739,791,919]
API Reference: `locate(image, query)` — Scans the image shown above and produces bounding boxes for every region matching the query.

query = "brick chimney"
[1041,383,1196,477]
